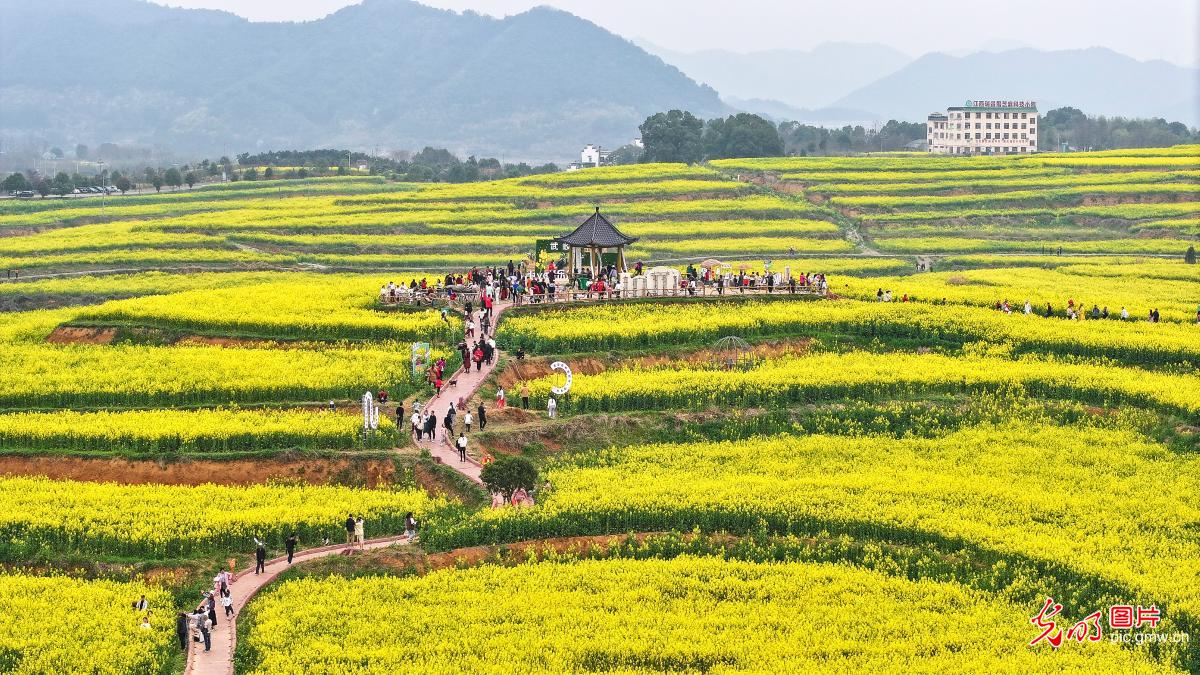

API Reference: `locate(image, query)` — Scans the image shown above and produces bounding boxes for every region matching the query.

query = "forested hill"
[0,0,726,161]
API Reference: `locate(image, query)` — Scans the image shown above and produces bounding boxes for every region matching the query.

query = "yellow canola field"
[76,276,458,341]
[437,425,1200,628]
[243,557,1161,673]
[0,407,396,454]
[0,476,440,557]
[498,298,1200,366]
[0,342,416,408]
[523,351,1200,417]
[0,575,174,674]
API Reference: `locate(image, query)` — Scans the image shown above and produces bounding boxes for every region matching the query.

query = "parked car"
[15,190,35,198]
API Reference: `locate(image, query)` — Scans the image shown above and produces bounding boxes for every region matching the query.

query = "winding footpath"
[184,536,413,675]
[411,299,513,483]
[185,301,510,674]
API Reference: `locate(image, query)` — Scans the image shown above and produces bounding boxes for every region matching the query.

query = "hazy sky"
[153,0,1198,67]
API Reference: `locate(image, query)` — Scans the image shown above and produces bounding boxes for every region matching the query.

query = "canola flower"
[0,408,396,455]
[428,425,1200,626]
[242,557,1162,673]
[522,350,1200,418]
[0,476,442,557]
[0,342,420,408]
[0,574,174,674]
[498,298,1200,366]
[76,276,458,341]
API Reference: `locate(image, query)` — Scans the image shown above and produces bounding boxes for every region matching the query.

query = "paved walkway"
[411,300,513,484]
[184,536,412,675]
[185,301,512,674]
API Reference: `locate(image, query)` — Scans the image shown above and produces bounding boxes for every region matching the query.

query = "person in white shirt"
[1120,307,1130,320]
[463,411,473,432]
[547,397,557,419]
[1024,300,1032,315]
[456,432,468,462]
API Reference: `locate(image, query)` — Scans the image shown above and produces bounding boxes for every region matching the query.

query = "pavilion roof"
[553,207,638,247]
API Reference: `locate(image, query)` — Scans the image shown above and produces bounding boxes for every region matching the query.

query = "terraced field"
[0,150,1196,673]
[714,145,1199,256]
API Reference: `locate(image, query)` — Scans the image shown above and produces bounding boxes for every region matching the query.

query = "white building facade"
[927,100,1038,155]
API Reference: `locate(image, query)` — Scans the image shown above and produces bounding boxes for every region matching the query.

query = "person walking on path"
[547,397,557,419]
[496,387,506,409]
[424,412,436,441]
[354,516,365,551]
[457,432,468,462]
[477,403,487,431]
[463,410,473,433]
[521,383,530,409]
[194,611,211,652]
[345,515,356,546]
[285,533,298,564]
[254,540,267,575]
[404,512,419,542]
[206,592,218,627]
[175,613,189,653]
[221,589,233,618]
[411,410,422,440]
[443,408,455,442]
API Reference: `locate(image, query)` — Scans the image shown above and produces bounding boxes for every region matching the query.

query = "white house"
[579,144,615,168]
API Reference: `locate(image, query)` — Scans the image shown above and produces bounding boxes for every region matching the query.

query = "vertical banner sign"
[411,342,431,376]
[362,391,378,431]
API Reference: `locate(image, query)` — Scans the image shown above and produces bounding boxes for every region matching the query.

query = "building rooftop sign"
[963,99,1036,108]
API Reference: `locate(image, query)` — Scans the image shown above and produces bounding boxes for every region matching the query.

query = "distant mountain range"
[652,43,1199,128]
[0,0,726,161]
[1,0,1195,163]
[830,47,1199,124]
[634,41,912,111]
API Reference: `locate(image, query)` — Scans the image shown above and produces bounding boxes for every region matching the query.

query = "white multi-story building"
[927,100,1038,155]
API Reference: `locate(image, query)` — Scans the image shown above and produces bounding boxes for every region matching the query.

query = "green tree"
[2,172,29,193]
[75,143,89,159]
[639,110,705,164]
[1186,246,1196,265]
[184,171,197,188]
[480,455,539,501]
[115,176,133,194]
[263,166,274,179]
[51,172,74,196]
[703,113,784,159]
[49,147,64,159]
[243,167,259,181]
[607,144,643,165]
[150,172,164,193]
[163,167,183,190]
[34,177,51,197]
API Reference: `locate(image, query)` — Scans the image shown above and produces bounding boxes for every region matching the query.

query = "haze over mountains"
[648,42,1199,128]
[1,0,1195,161]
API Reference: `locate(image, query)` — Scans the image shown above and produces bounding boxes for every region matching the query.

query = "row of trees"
[636,111,928,163]
[2,166,199,196]
[638,111,784,164]
[1037,107,1199,151]
[235,147,559,183]
[778,120,925,155]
